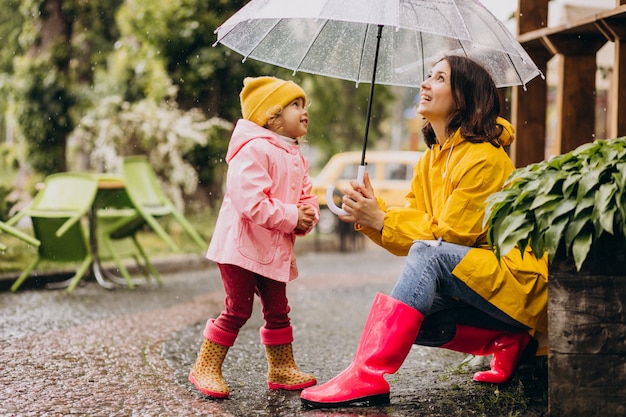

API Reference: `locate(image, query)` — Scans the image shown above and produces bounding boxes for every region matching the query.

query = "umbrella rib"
[419,31,425,82]
[293,20,330,74]
[506,52,526,90]
[217,19,283,62]
[243,19,283,62]
[470,7,531,88]
[356,24,371,85]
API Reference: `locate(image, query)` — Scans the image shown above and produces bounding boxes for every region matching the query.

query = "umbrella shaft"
[362,25,383,166]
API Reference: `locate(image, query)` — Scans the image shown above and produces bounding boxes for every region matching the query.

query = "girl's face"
[270,97,308,139]
[416,59,456,123]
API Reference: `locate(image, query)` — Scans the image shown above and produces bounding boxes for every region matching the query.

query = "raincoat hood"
[496,116,514,147]
[226,119,291,163]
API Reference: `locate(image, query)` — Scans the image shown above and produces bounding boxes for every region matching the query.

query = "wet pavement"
[0,238,548,416]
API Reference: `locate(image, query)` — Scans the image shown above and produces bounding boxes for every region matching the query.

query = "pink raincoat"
[206,119,319,282]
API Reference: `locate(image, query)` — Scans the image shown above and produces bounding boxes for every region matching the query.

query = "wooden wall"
[510,0,626,167]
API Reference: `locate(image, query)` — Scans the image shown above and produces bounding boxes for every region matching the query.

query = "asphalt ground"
[0,236,547,416]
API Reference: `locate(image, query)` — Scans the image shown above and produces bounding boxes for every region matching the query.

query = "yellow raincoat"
[357,118,548,352]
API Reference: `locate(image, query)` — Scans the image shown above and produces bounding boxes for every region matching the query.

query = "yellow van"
[311,150,423,233]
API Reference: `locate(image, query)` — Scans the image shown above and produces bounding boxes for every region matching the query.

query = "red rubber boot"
[441,324,532,383]
[300,293,424,408]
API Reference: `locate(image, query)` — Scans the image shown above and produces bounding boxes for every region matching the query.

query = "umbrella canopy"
[215,0,542,89]
[214,0,543,215]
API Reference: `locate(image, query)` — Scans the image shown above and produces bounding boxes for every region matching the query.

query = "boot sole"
[301,392,390,408]
[268,379,317,390]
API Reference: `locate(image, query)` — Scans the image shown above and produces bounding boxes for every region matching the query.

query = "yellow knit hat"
[240,76,307,127]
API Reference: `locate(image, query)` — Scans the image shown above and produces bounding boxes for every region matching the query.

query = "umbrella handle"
[326,165,365,216]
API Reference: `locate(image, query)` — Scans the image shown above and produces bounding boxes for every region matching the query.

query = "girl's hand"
[338,172,385,231]
[296,204,315,233]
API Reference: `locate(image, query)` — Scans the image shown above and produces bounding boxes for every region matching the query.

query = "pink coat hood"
[206,119,319,282]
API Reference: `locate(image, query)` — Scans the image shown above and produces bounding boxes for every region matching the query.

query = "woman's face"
[416,59,456,123]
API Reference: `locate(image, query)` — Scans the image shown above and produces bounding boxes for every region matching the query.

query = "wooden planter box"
[548,270,626,416]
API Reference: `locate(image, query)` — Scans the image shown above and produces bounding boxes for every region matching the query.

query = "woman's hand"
[338,171,385,231]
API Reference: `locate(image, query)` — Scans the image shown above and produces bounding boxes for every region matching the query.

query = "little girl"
[189,76,319,399]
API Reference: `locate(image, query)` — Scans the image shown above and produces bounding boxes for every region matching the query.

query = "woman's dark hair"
[421,55,503,148]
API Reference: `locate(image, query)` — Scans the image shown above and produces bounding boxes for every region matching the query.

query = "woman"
[301,56,548,408]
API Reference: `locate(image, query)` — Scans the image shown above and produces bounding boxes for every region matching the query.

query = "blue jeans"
[390,240,526,346]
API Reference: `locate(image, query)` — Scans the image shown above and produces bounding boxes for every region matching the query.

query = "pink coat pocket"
[238,219,279,264]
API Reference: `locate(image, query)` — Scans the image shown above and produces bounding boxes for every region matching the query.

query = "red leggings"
[213,263,291,334]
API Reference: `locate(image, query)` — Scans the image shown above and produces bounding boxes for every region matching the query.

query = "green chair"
[6,173,98,293]
[0,220,40,251]
[121,155,207,252]
[95,188,162,288]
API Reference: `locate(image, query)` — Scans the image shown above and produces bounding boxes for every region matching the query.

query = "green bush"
[485,137,626,272]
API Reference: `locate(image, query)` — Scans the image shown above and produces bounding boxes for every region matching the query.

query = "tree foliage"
[9,56,74,174]
[305,76,394,167]
[0,0,394,206]
[68,96,232,209]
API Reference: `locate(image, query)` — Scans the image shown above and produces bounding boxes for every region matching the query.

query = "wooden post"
[547,33,606,153]
[599,14,626,138]
[548,270,626,416]
[511,0,550,167]
[510,44,551,167]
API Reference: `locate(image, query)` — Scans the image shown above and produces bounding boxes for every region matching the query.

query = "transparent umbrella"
[215,0,542,214]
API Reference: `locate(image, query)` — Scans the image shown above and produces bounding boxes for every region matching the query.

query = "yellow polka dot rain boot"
[260,326,316,390]
[189,320,237,399]
[188,339,230,398]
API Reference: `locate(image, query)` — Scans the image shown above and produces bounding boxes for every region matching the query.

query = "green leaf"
[572,231,593,271]
[572,140,601,158]
[510,187,534,208]
[544,199,577,225]
[598,206,616,235]
[484,198,512,229]
[595,184,617,234]
[562,175,579,198]
[547,151,576,169]
[618,192,626,229]
[544,216,568,257]
[574,195,595,216]
[565,215,591,252]
[493,212,534,257]
[536,171,566,196]
[534,200,563,232]
[614,164,626,191]
[529,224,546,259]
[577,166,603,198]
[529,193,561,211]
[499,222,536,258]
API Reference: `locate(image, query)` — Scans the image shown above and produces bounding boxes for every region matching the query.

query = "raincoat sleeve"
[226,140,299,234]
[358,145,512,256]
